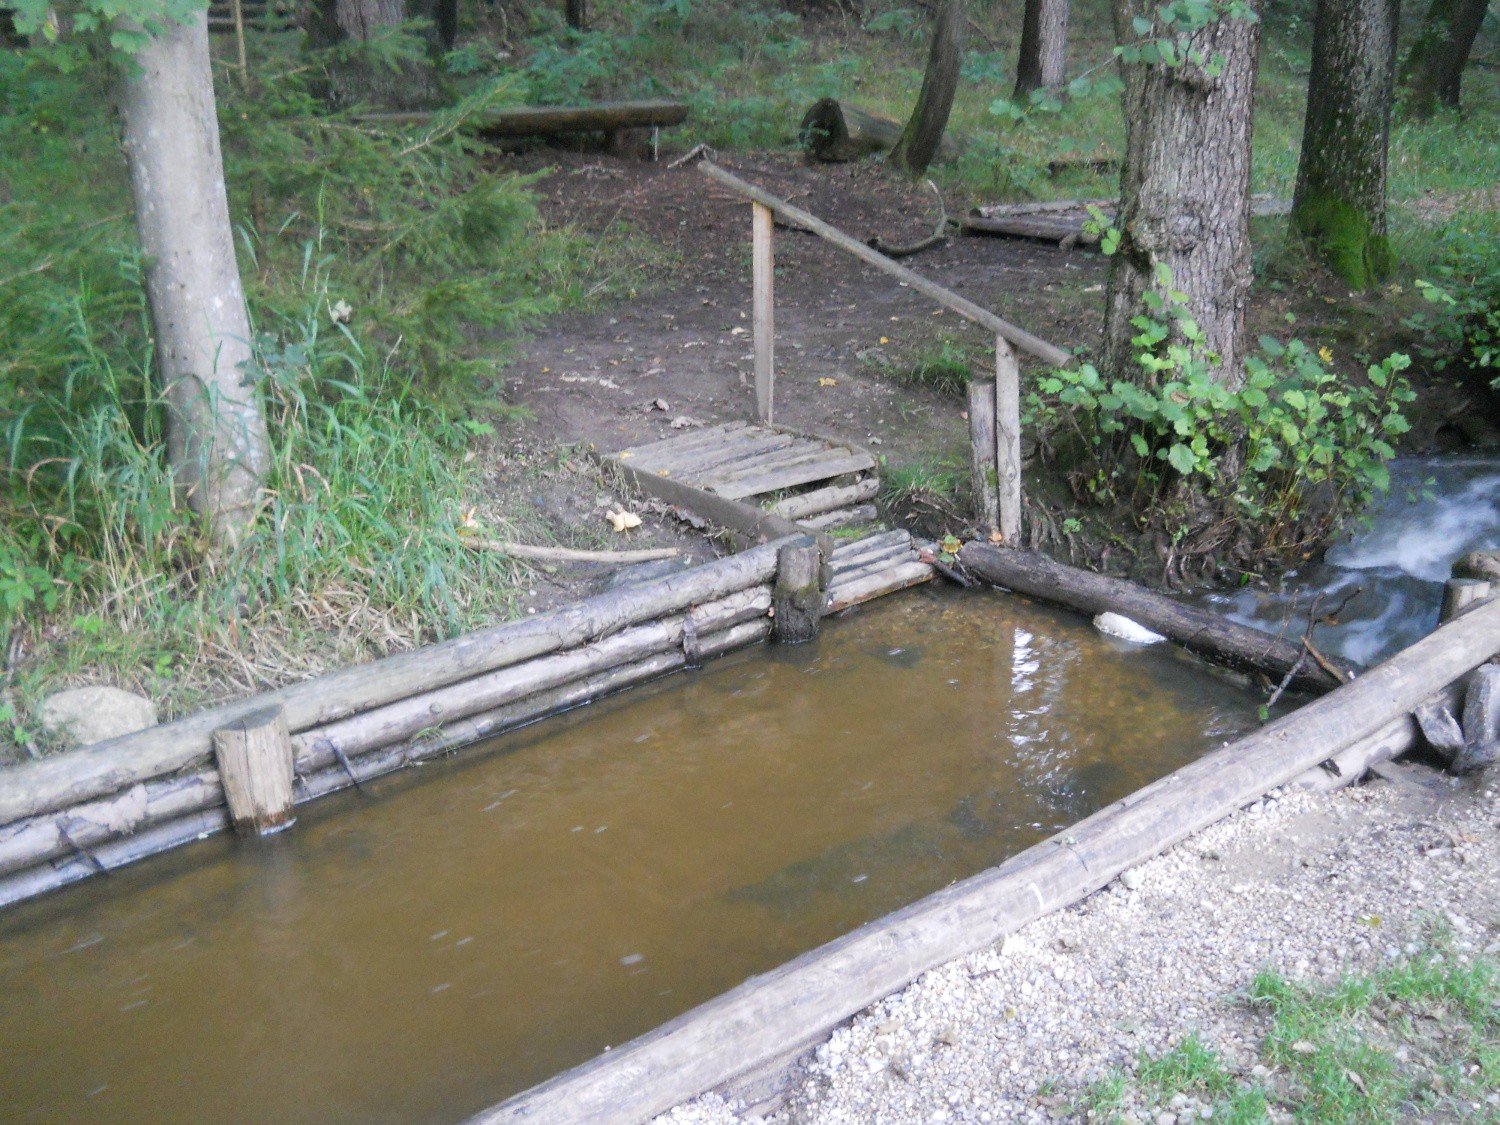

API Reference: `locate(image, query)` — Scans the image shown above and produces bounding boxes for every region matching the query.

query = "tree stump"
[772,542,824,644]
[213,705,295,836]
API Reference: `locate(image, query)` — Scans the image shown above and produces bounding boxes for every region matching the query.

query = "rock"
[1416,696,1466,762]
[37,686,157,748]
[1453,664,1500,774]
[1120,868,1144,891]
[1093,613,1166,645]
[1453,550,1500,582]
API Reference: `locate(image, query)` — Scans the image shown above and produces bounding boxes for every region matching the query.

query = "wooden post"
[772,541,823,644]
[231,0,248,87]
[967,379,999,533]
[994,335,1022,545]
[752,201,775,424]
[212,705,294,836]
[1441,578,1493,623]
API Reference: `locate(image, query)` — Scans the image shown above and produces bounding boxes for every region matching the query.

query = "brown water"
[0,588,1269,1124]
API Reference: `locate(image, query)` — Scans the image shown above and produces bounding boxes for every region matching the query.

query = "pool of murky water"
[0,587,1269,1123]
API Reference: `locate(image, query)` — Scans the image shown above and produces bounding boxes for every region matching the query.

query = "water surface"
[0,588,1268,1123]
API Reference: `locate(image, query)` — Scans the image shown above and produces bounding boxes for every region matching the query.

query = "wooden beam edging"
[475,597,1500,1125]
[0,540,795,828]
[696,161,1073,368]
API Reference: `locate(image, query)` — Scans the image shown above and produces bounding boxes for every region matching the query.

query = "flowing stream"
[1196,456,1500,666]
[0,589,1268,1123]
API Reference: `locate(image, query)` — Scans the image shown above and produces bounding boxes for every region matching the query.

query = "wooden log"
[476,599,1500,1125]
[798,99,956,163]
[994,337,1023,545]
[828,529,912,567]
[967,379,999,533]
[292,589,772,773]
[799,504,878,531]
[772,542,823,644]
[768,478,880,520]
[212,706,295,836]
[830,549,921,592]
[697,162,1072,368]
[459,539,681,564]
[959,543,1358,693]
[357,100,690,139]
[644,433,799,477]
[1289,682,1463,793]
[753,201,775,424]
[826,560,936,613]
[0,541,789,827]
[962,213,1100,247]
[1441,577,1493,622]
[616,421,754,464]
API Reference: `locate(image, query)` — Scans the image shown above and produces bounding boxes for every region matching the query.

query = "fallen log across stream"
[958,543,1360,693]
[476,595,1500,1125]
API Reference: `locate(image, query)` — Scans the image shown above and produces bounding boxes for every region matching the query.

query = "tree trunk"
[889,0,964,177]
[564,0,587,31]
[1403,0,1488,117]
[1291,0,1398,289]
[1104,3,1260,389]
[1014,0,1069,97]
[118,10,270,548]
[307,0,440,108]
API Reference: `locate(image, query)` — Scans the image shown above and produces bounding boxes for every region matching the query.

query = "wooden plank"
[697,162,1072,368]
[475,599,1500,1125]
[0,540,790,826]
[994,337,1022,545]
[826,560,936,612]
[694,443,853,490]
[753,201,775,424]
[645,432,799,477]
[967,379,998,533]
[769,478,880,520]
[711,452,876,501]
[617,422,755,466]
[960,544,1357,693]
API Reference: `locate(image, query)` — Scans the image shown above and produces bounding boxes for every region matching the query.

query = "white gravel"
[659,765,1499,1124]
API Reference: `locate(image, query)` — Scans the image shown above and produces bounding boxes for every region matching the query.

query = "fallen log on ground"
[798,98,957,163]
[476,596,1500,1125]
[357,99,689,140]
[958,543,1359,693]
[0,540,791,828]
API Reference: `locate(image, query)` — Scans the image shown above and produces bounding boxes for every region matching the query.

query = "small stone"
[37,686,157,748]
[1120,869,1144,891]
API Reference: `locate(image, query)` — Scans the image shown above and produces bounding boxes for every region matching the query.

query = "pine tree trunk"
[1103,3,1260,390]
[1014,0,1070,97]
[889,0,964,177]
[1403,0,1488,117]
[565,0,587,31]
[308,0,440,108]
[1291,0,1398,289]
[117,10,270,549]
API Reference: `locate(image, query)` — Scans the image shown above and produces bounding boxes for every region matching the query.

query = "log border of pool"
[475,558,1498,1125]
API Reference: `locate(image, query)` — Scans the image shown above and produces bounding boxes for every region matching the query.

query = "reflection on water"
[1196,456,1500,665]
[0,589,1267,1124]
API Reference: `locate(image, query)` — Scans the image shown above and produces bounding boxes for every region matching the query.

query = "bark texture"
[564,0,587,31]
[1291,0,1399,288]
[889,0,964,176]
[1013,0,1070,96]
[1104,3,1260,389]
[308,0,441,107]
[1402,0,1488,117]
[118,10,270,547]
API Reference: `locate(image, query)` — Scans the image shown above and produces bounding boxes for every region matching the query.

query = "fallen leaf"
[1346,1070,1367,1095]
[819,378,838,387]
[605,509,642,532]
[879,336,889,345]
[1291,1040,1317,1055]
[670,416,701,429]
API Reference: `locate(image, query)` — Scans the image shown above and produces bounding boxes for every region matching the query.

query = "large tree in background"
[118,8,271,547]
[1402,0,1489,118]
[308,0,451,106]
[1291,0,1398,289]
[1014,0,1069,97]
[1104,2,1261,389]
[889,0,963,176]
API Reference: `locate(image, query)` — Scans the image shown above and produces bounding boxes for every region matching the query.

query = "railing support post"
[967,379,999,534]
[994,335,1022,545]
[752,201,775,424]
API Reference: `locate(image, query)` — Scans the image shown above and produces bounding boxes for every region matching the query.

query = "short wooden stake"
[1441,578,1493,623]
[772,541,823,644]
[212,705,295,836]
[967,378,999,534]
[994,335,1022,545]
[752,201,776,424]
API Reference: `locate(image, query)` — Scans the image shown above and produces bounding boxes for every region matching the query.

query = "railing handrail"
[696,160,1073,368]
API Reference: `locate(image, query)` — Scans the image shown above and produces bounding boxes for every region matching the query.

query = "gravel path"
[661,765,1499,1124]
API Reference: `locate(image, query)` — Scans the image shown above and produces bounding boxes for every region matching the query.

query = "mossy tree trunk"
[307,0,444,108]
[1291,0,1398,289]
[1014,0,1069,97]
[1402,0,1488,118]
[118,10,271,549]
[1103,2,1260,390]
[889,0,964,177]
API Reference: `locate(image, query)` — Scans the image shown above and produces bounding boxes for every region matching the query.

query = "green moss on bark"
[1292,193,1392,289]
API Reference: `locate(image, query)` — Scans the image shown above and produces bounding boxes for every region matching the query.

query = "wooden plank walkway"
[610,422,880,530]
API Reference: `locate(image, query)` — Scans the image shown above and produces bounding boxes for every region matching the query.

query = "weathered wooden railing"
[697,160,1072,543]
